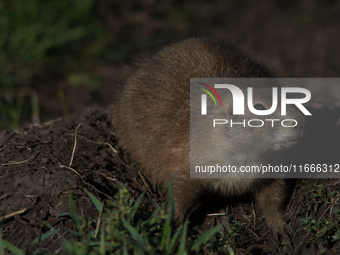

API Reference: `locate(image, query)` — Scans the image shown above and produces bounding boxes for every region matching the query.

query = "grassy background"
[0,0,104,129]
[0,0,193,130]
[0,0,339,130]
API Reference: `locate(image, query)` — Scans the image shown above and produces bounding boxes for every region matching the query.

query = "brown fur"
[116,38,303,243]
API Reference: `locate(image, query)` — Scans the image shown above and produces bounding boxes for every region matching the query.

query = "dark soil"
[1,105,340,254]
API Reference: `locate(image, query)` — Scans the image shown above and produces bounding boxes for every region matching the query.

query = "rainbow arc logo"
[196,82,222,106]
[197,82,222,115]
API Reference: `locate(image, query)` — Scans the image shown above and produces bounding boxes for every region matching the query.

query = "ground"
[2,106,340,254]
[1,0,340,254]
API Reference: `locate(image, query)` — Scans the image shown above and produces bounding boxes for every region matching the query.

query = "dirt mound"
[1,106,340,254]
[0,107,159,253]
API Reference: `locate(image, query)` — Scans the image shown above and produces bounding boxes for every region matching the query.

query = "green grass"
[294,181,340,252]
[0,0,195,130]
[0,182,241,254]
[57,182,227,254]
[0,0,106,130]
[3,180,340,253]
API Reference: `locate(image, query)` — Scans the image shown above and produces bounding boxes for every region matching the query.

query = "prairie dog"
[117,38,304,241]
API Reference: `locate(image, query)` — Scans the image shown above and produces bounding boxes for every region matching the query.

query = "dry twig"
[2,153,39,166]
[69,124,82,167]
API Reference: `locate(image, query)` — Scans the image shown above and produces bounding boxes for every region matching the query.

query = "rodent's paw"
[268,220,293,251]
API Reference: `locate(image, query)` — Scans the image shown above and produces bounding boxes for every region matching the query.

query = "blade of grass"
[189,224,221,252]
[133,243,146,255]
[63,229,83,238]
[0,201,10,255]
[121,218,147,248]
[82,188,103,212]
[1,240,25,255]
[161,209,172,251]
[99,227,105,255]
[127,191,145,223]
[161,180,175,251]
[29,229,60,246]
[66,179,103,212]
[61,240,74,254]
[176,220,189,255]
[44,222,56,231]
[168,225,182,252]
[67,189,80,229]
[122,235,128,255]
[30,91,40,125]
[142,207,160,227]
[89,241,119,248]
[0,201,24,255]
[167,179,175,218]
[32,248,50,255]
[227,246,235,255]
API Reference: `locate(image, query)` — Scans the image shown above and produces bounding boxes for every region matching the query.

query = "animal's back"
[117,38,272,187]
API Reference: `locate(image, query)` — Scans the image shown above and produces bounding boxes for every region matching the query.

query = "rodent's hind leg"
[170,178,201,221]
[255,179,293,251]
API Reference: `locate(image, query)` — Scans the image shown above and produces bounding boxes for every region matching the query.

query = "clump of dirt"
[1,106,340,254]
[0,107,163,253]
